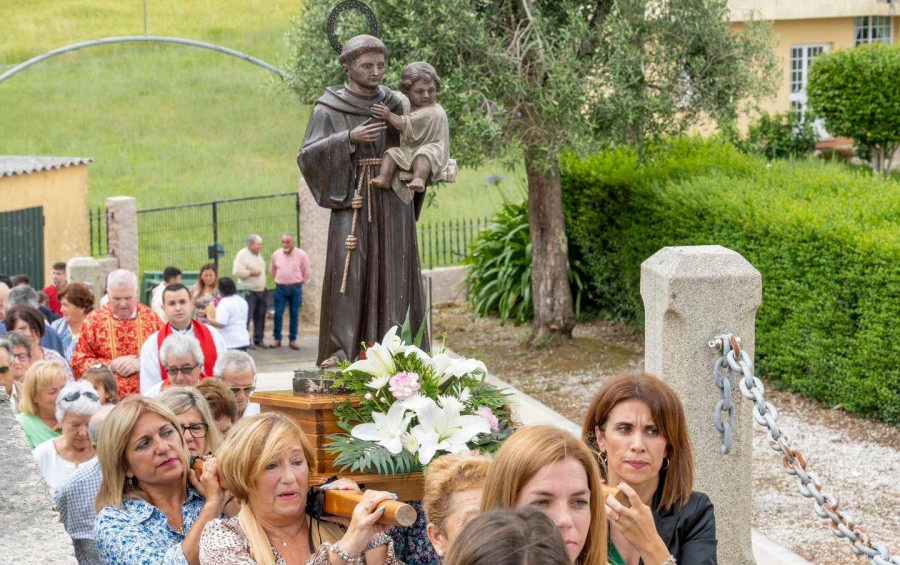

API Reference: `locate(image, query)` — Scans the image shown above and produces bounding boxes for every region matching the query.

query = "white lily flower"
[409,397,490,464]
[345,341,396,377]
[402,344,432,363]
[365,375,391,390]
[431,353,488,385]
[350,403,412,454]
[381,325,404,355]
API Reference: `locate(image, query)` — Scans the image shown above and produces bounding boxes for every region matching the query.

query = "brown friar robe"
[297,85,430,365]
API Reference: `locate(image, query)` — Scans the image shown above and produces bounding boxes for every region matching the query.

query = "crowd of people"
[2,250,717,565]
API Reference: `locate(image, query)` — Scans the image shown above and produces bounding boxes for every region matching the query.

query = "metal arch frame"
[0,35,285,84]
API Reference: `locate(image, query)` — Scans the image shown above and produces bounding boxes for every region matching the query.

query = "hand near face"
[190,456,226,513]
[605,482,670,563]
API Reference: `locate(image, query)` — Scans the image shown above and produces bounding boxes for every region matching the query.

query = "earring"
[662,457,670,470]
[127,476,136,487]
[436,549,444,557]
[598,450,608,465]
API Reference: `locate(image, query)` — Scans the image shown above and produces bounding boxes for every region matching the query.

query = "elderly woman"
[6,305,73,381]
[94,396,229,565]
[199,412,402,565]
[158,386,221,459]
[50,282,95,362]
[206,277,250,351]
[32,380,101,493]
[421,451,492,559]
[4,332,34,413]
[0,337,14,398]
[147,333,209,397]
[191,263,219,324]
[481,425,608,565]
[583,373,717,565]
[443,508,570,565]
[16,360,68,449]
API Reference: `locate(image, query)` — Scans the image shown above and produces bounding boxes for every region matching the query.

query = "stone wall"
[0,390,77,563]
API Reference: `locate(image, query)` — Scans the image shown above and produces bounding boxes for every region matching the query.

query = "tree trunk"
[524,146,576,343]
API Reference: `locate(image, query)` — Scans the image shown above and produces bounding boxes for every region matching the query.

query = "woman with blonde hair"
[157,386,221,458]
[421,451,492,559]
[583,373,716,565]
[16,360,67,449]
[481,425,608,565]
[93,396,228,564]
[199,412,402,565]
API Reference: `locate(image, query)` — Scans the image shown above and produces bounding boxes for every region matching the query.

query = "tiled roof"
[0,156,92,178]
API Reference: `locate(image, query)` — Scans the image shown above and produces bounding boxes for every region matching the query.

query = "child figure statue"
[369,61,451,202]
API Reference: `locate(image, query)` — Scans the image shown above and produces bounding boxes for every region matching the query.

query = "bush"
[807,43,900,176]
[741,112,817,160]
[562,137,900,424]
[464,200,587,325]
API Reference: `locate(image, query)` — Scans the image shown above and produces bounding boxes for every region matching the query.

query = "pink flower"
[475,406,499,432]
[389,372,421,401]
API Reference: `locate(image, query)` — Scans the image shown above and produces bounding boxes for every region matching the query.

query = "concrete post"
[106,196,138,274]
[298,177,330,328]
[66,257,105,307]
[641,245,761,565]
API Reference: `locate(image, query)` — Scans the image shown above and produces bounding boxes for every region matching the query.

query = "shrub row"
[562,138,900,424]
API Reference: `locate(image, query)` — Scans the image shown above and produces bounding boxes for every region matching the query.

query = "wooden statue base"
[251,390,424,501]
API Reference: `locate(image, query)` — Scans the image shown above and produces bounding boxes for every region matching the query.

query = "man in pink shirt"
[269,232,310,349]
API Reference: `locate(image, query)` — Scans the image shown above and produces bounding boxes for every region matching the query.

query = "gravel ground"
[433,303,900,565]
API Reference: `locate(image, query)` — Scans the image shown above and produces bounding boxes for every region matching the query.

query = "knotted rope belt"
[341,158,384,294]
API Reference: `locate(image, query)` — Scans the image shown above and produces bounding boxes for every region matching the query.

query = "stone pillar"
[298,177,330,328]
[67,257,105,307]
[641,245,761,565]
[106,196,138,274]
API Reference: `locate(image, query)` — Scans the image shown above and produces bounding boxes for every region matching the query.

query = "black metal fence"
[417,217,488,269]
[89,207,108,258]
[136,193,300,275]
[90,193,487,274]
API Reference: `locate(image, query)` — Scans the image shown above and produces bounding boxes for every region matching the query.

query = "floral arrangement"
[327,326,513,475]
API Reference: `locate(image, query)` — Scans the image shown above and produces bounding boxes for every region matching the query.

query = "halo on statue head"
[327,1,379,54]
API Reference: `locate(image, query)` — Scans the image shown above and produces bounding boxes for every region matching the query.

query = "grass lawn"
[1,0,523,273]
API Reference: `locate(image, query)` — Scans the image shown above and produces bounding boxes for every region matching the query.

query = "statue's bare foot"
[319,354,340,369]
[370,175,390,189]
[408,177,426,192]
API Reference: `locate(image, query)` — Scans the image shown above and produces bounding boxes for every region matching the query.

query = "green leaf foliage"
[463,200,588,324]
[807,43,900,175]
[562,137,900,424]
[740,112,817,161]
[286,0,778,166]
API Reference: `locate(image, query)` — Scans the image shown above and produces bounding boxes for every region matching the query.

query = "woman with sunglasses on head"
[32,380,101,494]
[94,396,231,565]
[583,374,716,565]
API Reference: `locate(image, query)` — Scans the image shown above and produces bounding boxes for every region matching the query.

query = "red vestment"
[72,304,163,399]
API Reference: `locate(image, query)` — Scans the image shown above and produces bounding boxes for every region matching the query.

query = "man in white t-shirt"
[139,283,224,395]
[213,350,260,420]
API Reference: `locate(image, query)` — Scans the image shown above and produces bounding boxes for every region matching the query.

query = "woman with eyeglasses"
[4,332,34,414]
[5,305,73,381]
[157,386,221,458]
[32,380,101,494]
[16,360,68,449]
[94,396,232,565]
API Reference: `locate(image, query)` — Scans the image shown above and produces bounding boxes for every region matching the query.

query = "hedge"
[562,138,900,424]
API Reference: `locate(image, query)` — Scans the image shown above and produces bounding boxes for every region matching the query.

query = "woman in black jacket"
[583,373,717,565]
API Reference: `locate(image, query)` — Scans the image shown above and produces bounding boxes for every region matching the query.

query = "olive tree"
[808,43,900,177]
[286,0,776,342]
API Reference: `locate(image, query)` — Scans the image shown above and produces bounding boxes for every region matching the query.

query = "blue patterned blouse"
[94,487,206,565]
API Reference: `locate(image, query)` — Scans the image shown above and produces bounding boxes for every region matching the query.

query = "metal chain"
[710,333,900,565]
[711,335,739,454]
